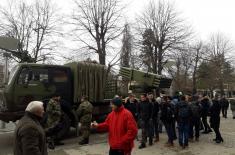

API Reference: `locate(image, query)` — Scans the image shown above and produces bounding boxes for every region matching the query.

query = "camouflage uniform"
[46,99,62,128]
[46,98,63,148]
[77,100,93,143]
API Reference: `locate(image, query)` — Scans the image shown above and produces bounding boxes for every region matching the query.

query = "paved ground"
[0,111,235,155]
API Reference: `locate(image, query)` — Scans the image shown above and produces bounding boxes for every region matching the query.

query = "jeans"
[153,118,159,139]
[222,107,228,118]
[178,122,189,145]
[140,119,153,144]
[164,122,175,143]
[189,117,200,139]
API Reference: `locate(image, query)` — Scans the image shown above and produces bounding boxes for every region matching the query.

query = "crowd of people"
[123,92,231,149]
[13,92,232,155]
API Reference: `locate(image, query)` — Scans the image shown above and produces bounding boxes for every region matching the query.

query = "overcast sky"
[1,0,235,63]
[125,0,235,42]
[2,0,233,40]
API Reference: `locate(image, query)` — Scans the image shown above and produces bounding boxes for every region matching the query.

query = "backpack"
[178,103,190,118]
[166,106,174,120]
[191,102,201,118]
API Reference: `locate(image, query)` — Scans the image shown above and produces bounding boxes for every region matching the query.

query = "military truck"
[0,62,118,123]
[119,67,172,96]
[0,62,172,135]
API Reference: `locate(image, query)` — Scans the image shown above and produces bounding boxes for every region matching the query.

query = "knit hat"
[112,97,122,107]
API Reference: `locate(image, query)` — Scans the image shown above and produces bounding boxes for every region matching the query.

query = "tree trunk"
[157,49,163,75]
[192,65,197,95]
[99,53,106,65]
[219,80,224,96]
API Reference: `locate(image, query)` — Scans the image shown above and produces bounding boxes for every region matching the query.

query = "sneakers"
[139,143,146,149]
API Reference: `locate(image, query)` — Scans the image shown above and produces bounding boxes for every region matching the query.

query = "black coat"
[176,101,192,123]
[209,99,221,129]
[160,102,174,123]
[14,112,47,155]
[137,100,153,121]
[201,98,210,116]
[124,98,138,119]
[220,98,229,108]
[149,99,159,119]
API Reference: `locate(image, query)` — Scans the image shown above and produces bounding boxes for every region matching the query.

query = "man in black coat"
[189,95,202,141]
[176,96,192,148]
[124,93,138,121]
[200,95,212,134]
[138,94,154,149]
[220,96,229,118]
[14,101,47,155]
[210,94,223,143]
[148,93,159,142]
[160,96,175,147]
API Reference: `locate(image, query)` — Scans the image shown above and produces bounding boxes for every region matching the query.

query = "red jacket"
[97,106,138,154]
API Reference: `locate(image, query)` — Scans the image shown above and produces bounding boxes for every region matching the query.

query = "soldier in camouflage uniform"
[77,95,93,145]
[46,94,64,149]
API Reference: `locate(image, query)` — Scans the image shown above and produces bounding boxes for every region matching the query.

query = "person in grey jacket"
[14,101,47,155]
[230,99,235,119]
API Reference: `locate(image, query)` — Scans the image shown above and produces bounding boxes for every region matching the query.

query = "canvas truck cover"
[65,62,107,103]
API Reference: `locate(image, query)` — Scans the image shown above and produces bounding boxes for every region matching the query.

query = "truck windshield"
[8,65,19,85]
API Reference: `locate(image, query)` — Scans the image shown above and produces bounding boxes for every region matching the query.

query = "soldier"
[77,95,93,145]
[45,94,64,149]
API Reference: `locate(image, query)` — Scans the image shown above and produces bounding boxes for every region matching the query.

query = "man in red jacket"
[92,97,138,155]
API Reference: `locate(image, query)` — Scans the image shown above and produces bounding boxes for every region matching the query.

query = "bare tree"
[181,46,193,88]
[206,33,234,95]
[0,0,62,63]
[136,0,192,75]
[191,41,205,94]
[71,0,124,65]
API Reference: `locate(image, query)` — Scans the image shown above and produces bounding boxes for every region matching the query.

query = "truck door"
[13,67,55,111]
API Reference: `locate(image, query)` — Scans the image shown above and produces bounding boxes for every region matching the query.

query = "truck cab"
[0,63,73,122]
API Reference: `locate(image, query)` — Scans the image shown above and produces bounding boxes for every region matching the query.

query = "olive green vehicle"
[0,62,118,123]
[0,62,172,129]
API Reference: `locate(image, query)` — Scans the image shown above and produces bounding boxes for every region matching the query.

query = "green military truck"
[0,62,118,124]
[0,62,172,132]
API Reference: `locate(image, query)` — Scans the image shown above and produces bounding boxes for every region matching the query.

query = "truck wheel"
[56,113,71,140]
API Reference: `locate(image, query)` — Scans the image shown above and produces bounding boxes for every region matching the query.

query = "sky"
[124,0,235,42]
[1,0,235,63]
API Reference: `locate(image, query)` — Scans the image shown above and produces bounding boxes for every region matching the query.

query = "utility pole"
[1,52,10,129]
[0,36,19,129]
